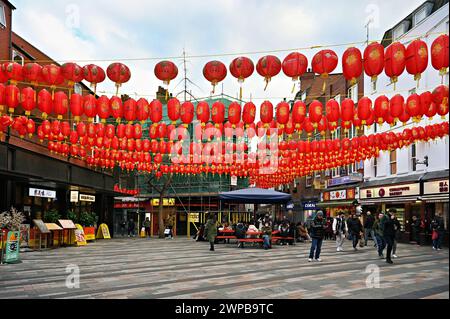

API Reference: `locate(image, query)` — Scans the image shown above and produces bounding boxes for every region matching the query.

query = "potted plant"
[0,208,25,248]
[79,211,98,241]
[43,209,61,224]
[67,210,79,224]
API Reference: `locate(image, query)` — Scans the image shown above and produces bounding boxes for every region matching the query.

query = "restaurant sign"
[29,188,56,199]
[424,179,449,195]
[360,183,420,199]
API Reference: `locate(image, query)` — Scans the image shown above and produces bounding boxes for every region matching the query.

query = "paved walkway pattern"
[0,239,448,299]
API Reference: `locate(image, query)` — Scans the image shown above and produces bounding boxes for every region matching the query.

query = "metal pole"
[0,230,4,265]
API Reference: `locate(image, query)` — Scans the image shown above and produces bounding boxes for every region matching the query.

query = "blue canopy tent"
[219,188,292,204]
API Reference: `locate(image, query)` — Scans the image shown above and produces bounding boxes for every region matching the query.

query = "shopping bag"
[432,230,439,241]
[164,229,171,235]
[140,227,146,238]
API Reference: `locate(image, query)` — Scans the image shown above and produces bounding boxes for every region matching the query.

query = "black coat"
[364,215,375,229]
[347,218,363,235]
[383,218,396,238]
[310,218,326,239]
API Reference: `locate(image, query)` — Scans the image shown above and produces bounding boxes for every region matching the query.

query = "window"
[411,143,417,172]
[390,150,397,175]
[334,94,341,104]
[0,4,6,28]
[301,91,307,102]
[12,50,24,66]
[74,83,83,95]
[393,21,410,41]
[413,3,433,27]
[374,157,378,177]
[347,84,358,103]
[306,175,313,188]
[347,125,357,139]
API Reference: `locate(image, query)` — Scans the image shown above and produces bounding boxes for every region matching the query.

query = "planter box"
[83,227,96,241]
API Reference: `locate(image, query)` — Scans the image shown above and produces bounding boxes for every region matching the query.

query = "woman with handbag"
[431,213,445,250]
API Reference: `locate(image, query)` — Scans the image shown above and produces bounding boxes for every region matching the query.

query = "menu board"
[45,223,63,231]
[33,220,50,234]
[58,220,77,229]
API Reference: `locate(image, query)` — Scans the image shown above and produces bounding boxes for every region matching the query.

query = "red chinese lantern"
[211,101,225,128]
[292,101,306,129]
[302,118,314,137]
[317,117,328,137]
[107,63,131,95]
[181,101,195,127]
[53,91,69,120]
[96,95,110,123]
[406,94,422,122]
[228,102,242,128]
[398,108,411,126]
[390,94,404,122]
[357,97,372,125]
[69,93,83,123]
[341,98,354,127]
[384,42,406,90]
[41,64,64,98]
[282,52,308,92]
[326,99,340,127]
[242,102,256,127]
[433,85,449,119]
[229,57,254,100]
[83,64,106,94]
[309,100,323,128]
[154,61,178,100]
[364,42,385,89]
[276,102,290,128]
[260,101,274,128]
[61,63,84,96]
[167,98,181,125]
[431,34,449,79]
[421,91,437,118]
[256,55,282,90]
[22,63,42,87]
[196,101,210,127]
[343,47,363,85]
[203,61,227,94]
[133,124,143,140]
[136,98,149,124]
[83,95,97,122]
[374,95,390,125]
[109,96,123,123]
[312,50,338,92]
[405,39,428,85]
[2,62,23,85]
[149,99,163,125]
[124,98,137,124]
[37,89,52,119]
[20,87,36,116]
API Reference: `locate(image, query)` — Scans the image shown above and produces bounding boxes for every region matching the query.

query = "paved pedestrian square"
[0,239,448,299]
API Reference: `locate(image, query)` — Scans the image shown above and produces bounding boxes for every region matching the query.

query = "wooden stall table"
[45,223,63,248]
[32,220,51,251]
[58,220,77,247]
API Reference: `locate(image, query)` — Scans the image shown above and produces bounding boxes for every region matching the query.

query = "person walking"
[364,211,376,247]
[392,215,402,258]
[411,215,421,245]
[204,214,218,252]
[143,217,151,238]
[308,211,326,262]
[431,213,445,250]
[261,222,273,250]
[373,213,386,258]
[120,218,127,237]
[128,218,136,237]
[383,211,396,264]
[347,213,363,251]
[333,212,348,252]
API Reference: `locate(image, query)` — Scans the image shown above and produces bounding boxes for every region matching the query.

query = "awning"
[359,196,419,205]
[219,188,292,204]
[422,194,449,203]
[317,200,355,207]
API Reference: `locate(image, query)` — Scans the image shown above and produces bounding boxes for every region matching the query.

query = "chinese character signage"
[360,183,420,199]
[4,231,20,264]
[29,188,56,199]
[424,179,449,195]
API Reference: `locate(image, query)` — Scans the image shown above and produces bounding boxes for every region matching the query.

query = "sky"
[10,0,427,105]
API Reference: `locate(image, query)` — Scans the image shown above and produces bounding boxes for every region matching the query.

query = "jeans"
[263,235,271,249]
[384,236,395,261]
[145,227,151,238]
[352,233,359,248]
[309,238,323,259]
[393,240,398,255]
[433,231,445,249]
[365,228,375,245]
[336,232,345,250]
[375,235,386,256]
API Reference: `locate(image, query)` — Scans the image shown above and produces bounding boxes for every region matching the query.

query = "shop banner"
[424,179,449,195]
[360,183,420,199]
[4,231,20,264]
[19,224,30,248]
[75,224,87,246]
[96,224,111,239]
[84,227,96,241]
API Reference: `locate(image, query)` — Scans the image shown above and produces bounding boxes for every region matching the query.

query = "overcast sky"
[11,0,426,104]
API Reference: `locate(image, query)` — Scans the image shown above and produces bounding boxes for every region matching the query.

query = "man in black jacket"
[364,211,376,247]
[411,215,421,245]
[308,211,326,262]
[383,211,397,264]
[347,214,363,251]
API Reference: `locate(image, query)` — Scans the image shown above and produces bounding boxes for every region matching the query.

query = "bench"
[237,238,264,243]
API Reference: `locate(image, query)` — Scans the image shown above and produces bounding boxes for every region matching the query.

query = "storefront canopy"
[219,188,292,204]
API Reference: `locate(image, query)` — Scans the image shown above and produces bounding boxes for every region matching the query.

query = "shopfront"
[302,201,318,221]
[318,187,358,217]
[422,176,449,245]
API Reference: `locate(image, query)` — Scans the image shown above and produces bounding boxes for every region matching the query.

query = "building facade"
[361,0,449,244]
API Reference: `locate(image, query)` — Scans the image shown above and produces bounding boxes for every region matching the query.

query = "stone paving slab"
[0,238,448,299]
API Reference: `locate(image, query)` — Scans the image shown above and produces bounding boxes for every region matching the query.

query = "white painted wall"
[363,3,449,182]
